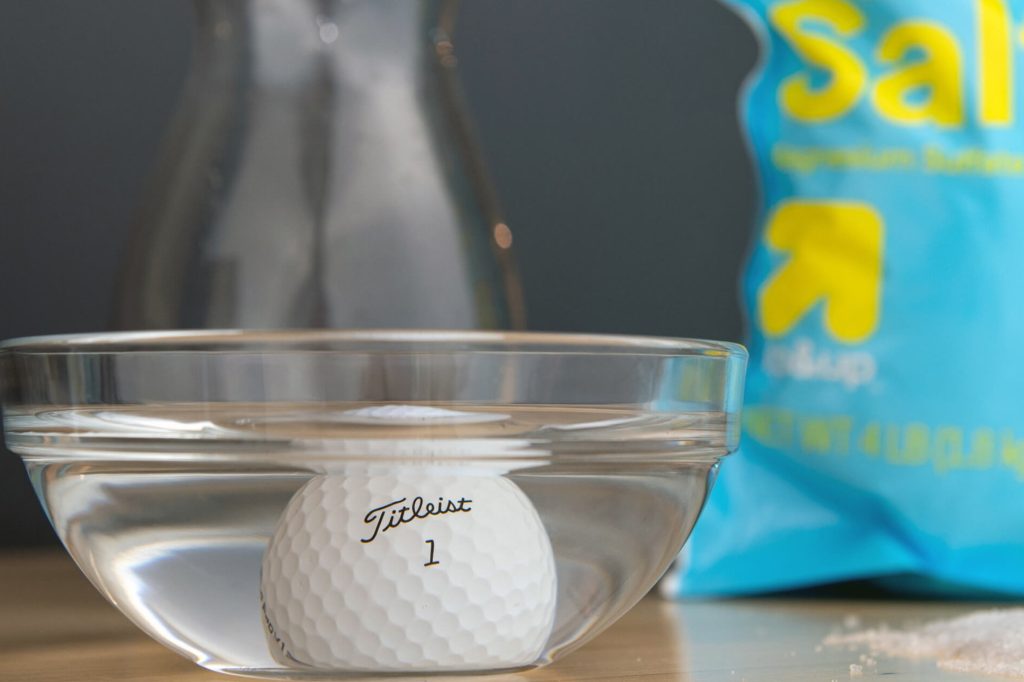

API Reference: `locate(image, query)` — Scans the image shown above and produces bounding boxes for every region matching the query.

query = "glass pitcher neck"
[192,0,454,88]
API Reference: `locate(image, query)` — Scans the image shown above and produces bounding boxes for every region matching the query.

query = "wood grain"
[0,551,1001,681]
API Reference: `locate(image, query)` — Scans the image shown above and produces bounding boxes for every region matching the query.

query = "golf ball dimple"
[260,473,557,672]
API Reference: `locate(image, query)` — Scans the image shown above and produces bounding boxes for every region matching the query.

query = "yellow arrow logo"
[758,201,884,344]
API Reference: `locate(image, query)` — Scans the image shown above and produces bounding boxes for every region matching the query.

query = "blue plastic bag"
[667,0,1024,596]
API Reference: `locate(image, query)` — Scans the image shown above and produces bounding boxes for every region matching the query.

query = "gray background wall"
[0,0,757,546]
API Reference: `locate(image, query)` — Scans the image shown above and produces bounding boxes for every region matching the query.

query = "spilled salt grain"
[826,608,1024,678]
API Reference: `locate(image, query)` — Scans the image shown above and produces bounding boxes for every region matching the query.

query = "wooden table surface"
[0,550,1003,682]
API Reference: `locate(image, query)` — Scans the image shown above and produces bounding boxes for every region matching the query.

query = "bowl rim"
[0,329,747,358]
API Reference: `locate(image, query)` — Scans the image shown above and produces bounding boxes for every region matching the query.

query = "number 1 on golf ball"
[260,473,557,671]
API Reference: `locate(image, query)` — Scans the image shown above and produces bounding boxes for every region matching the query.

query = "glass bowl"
[0,330,746,679]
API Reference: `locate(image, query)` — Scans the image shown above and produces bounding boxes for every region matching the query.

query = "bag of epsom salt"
[665,0,1024,596]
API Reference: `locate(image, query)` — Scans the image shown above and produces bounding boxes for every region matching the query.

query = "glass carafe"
[115,0,524,330]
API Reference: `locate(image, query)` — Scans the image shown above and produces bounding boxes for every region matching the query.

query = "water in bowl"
[9,403,721,677]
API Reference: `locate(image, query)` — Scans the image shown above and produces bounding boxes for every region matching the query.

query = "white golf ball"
[260,472,557,672]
